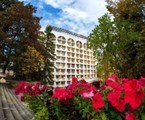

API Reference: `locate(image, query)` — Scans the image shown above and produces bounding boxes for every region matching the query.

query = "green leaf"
[100,112,107,120]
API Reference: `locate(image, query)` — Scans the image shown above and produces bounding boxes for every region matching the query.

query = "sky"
[19,0,108,36]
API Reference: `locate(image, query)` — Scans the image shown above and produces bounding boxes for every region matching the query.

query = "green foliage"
[73,95,92,119]
[88,14,115,80]
[48,98,85,120]
[25,93,49,120]
[34,106,49,120]
[88,2,145,79]
[135,97,145,120]
[103,103,124,120]
[43,26,55,84]
[37,25,56,84]
[106,0,145,24]
[105,0,145,78]
[50,99,69,120]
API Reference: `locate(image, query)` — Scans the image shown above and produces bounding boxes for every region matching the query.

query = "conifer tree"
[37,26,56,84]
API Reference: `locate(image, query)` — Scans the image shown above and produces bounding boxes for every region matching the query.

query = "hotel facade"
[51,27,97,88]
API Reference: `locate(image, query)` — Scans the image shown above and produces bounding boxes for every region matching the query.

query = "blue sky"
[19,0,108,36]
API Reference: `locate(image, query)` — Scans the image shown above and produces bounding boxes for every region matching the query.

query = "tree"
[106,0,145,38]
[37,26,56,84]
[88,14,142,80]
[0,1,55,83]
[106,0,145,78]
[89,0,145,80]
[0,0,18,65]
[0,0,18,11]
[44,26,56,84]
[0,1,41,75]
[20,46,44,75]
[88,14,115,80]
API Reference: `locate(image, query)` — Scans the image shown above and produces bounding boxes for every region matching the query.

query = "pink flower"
[106,74,122,90]
[77,82,96,91]
[40,85,48,91]
[52,88,74,100]
[79,90,94,99]
[72,77,78,84]
[14,81,28,95]
[124,80,144,109]
[107,74,118,81]
[15,82,48,96]
[77,82,96,99]
[92,93,105,111]
[79,79,87,84]
[20,96,25,102]
[32,83,40,91]
[125,112,136,120]
[67,83,77,92]
[138,76,145,86]
[122,78,129,83]
[28,83,41,96]
[107,90,125,112]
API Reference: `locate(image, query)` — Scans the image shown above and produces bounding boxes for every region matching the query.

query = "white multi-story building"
[51,26,97,88]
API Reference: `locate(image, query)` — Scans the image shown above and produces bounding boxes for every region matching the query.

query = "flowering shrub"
[14,82,50,120]
[15,75,145,120]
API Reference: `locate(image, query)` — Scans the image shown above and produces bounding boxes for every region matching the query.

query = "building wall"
[51,27,97,88]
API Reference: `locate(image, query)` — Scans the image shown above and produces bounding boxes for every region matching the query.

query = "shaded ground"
[0,83,34,120]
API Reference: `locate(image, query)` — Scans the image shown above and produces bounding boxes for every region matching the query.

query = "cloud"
[41,0,108,36]
[62,7,88,20]
[44,0,75,8]
[20,0,108,36]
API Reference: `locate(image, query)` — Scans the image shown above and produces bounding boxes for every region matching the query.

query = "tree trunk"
[2,61,9,74]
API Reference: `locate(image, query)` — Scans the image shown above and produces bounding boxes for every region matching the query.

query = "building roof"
[52,26,88,39]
